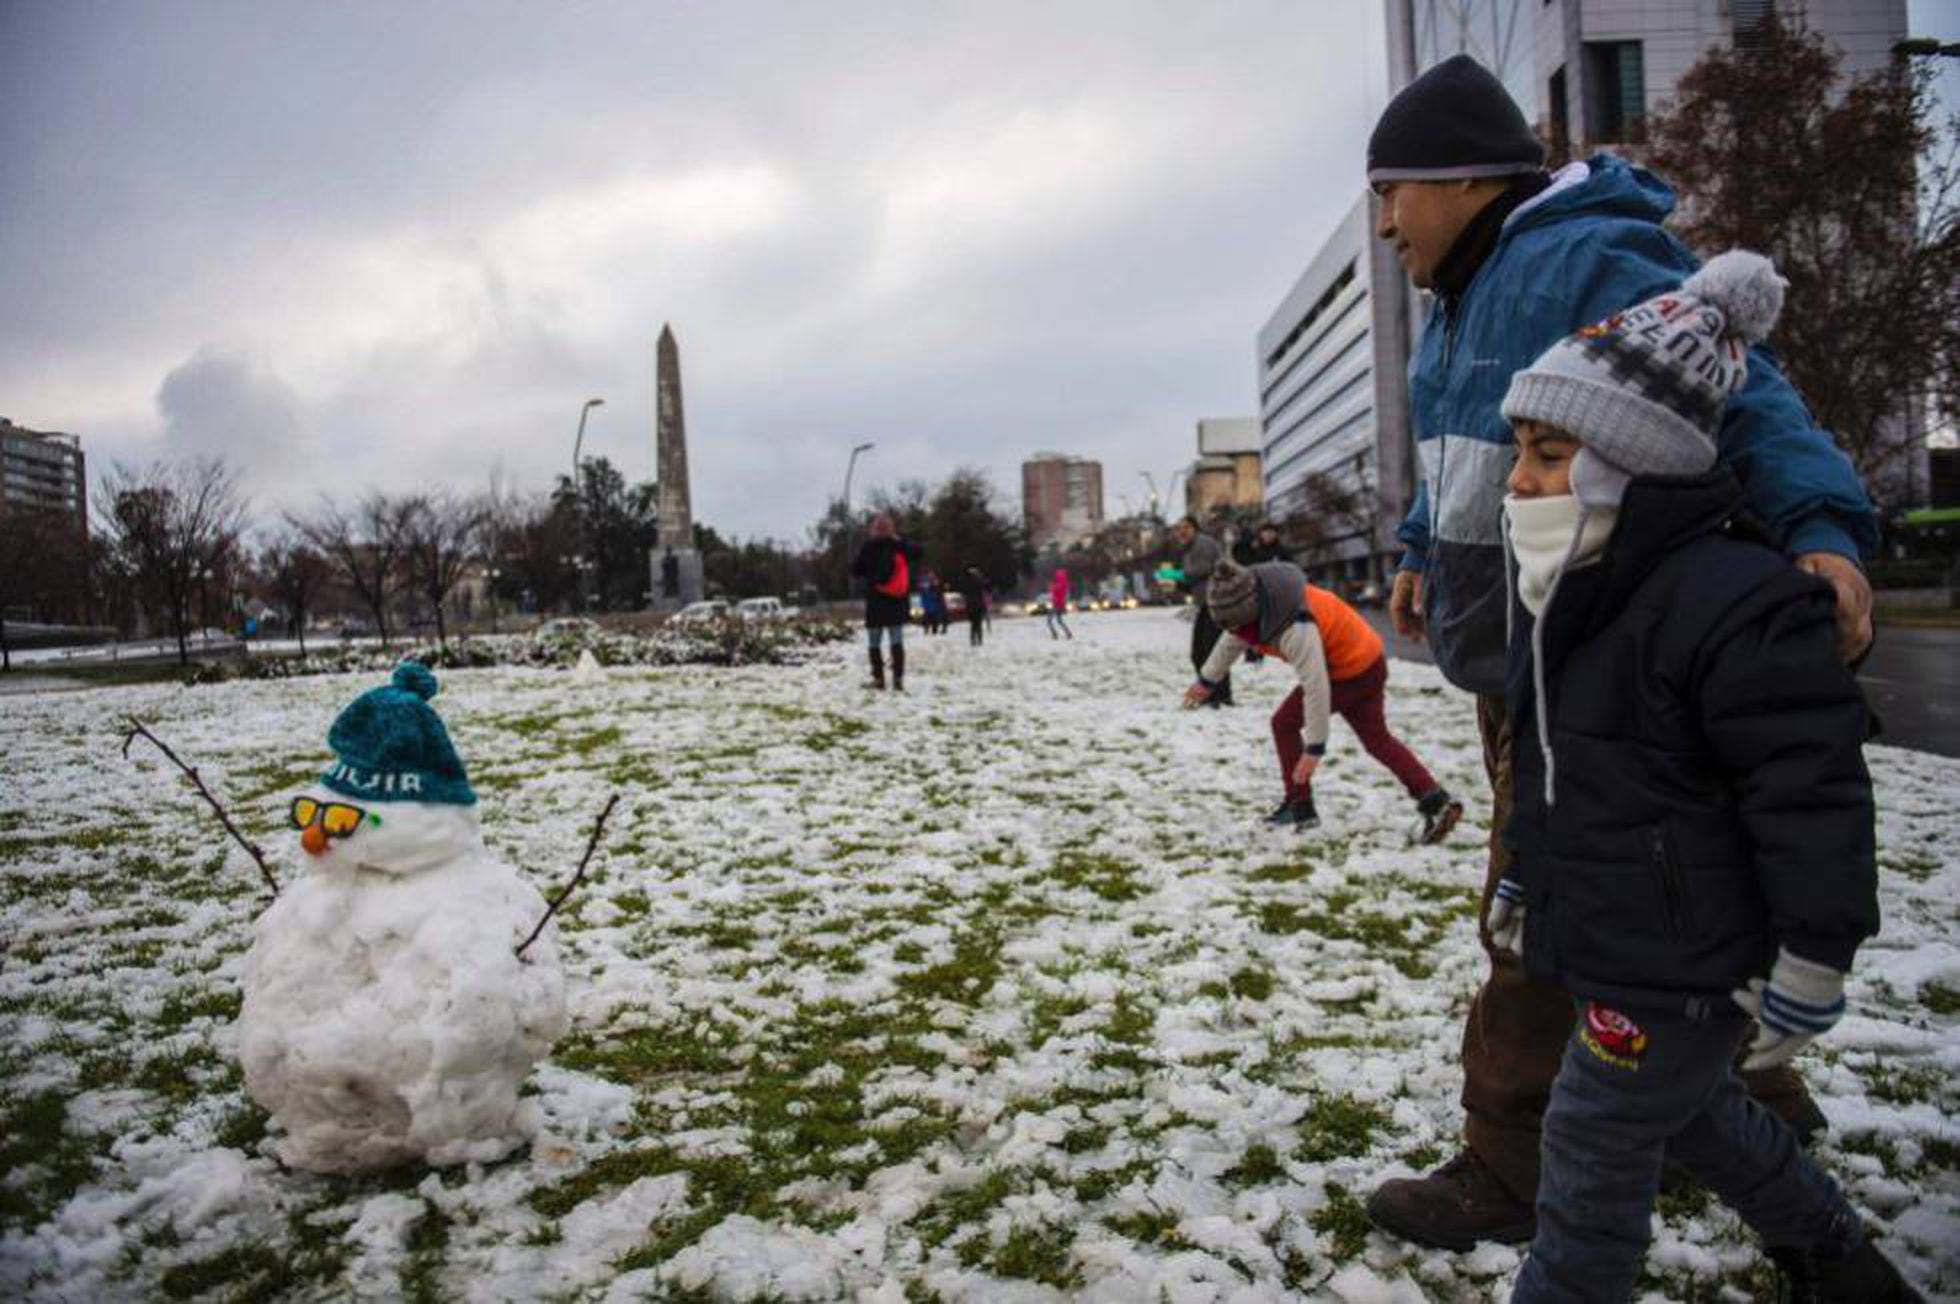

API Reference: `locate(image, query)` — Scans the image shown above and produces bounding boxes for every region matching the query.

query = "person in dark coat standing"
[1171,516,1232,706]
[1489,253,1908,1302]
[849,514,919,690]
[1235,521,1286,566]
[954,567,989,646]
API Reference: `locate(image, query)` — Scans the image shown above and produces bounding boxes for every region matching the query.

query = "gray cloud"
[0,1,1384,542]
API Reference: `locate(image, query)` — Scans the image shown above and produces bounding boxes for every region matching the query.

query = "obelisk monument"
[653,323,703,607]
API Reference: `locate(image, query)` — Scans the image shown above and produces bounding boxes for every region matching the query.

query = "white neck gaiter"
[1504,493,1617,616]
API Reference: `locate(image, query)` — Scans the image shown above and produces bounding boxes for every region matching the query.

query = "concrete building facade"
[1184,418,1264,520]
[1535,0,1908,155]
[1021,454,1104,551]
[0,417,87,530]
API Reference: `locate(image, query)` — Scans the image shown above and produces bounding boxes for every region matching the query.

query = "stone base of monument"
[651,549,704,608]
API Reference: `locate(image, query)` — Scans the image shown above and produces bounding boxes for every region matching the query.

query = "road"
[1362,610,1959,759]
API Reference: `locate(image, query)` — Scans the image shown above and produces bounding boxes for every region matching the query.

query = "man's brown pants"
[1461,693,1819,1203]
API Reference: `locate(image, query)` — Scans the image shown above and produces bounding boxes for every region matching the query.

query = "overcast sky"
[0,1,1396,541]
[3,3,1954,543]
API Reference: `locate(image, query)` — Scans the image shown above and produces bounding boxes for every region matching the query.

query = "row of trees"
[0,453,1040,669]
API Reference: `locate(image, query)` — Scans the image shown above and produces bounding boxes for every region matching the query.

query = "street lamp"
[571,398,604,612]
[488,566,503,634]
[841,441,875,518]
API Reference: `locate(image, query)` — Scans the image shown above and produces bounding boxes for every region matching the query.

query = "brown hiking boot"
[1365,1149,1536,1252]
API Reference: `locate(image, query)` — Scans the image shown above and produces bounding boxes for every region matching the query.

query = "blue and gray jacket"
[1396,155,1876,695]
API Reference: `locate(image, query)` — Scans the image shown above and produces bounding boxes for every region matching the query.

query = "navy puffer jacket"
[1506,469,1877,1016]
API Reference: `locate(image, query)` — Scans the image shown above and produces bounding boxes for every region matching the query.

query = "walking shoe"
[1767,1238,1922,1303]
[1414,788,1463,845]
[1262,798,1318,830]
[1365,1149,1536,1252]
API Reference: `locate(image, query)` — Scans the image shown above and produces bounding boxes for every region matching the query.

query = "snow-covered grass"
[1,609,1954,1302]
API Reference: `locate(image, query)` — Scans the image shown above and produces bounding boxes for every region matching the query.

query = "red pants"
[1272,655,1436,802]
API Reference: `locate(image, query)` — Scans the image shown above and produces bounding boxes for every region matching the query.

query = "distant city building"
[1535,0,1906,156]
[0,417,87,530]
[1184,418,1264,519]
[1022,454,1104,551]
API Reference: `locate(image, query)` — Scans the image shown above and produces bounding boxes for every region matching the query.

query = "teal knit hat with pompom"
[320,661,476,805]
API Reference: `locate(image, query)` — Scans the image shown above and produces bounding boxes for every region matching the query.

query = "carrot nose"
[301,824,329,856]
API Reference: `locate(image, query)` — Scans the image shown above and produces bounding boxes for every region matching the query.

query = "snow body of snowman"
[237,662,569,1174]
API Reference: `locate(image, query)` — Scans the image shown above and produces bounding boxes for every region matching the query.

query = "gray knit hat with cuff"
[1501,249,1787,509]
[1206,562,1259,631]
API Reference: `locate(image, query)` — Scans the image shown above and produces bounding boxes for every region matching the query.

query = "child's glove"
[1488,878,1525,956]
[1731,947,1846,1071]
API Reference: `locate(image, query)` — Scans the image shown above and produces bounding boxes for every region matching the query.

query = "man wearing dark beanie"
[1357,55,1880,1254]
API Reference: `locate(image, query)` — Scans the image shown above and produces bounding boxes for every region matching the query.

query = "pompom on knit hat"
[1206,561,1259,631]
[1501,249,1788,509]
[320,661,477,805]
[1367,54,1544,184]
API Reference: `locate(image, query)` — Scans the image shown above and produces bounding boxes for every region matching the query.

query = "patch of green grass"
[159,1243,292,1300]
[982,1220,1080,1288]
[1228,967,1275,1002]
[1311,1181,1373,1260]
[1051,850,1146,903]
[1922,981,1960,1017]
[1222,1142,1288,1188]
[157,985,242,1030]
[895,927,1001,1006]
[0,1090,102,1231]
[803,715,871,752]
[1865,1062,1949,1109]
[1295,1094,1391,1162]
[1090,993,1156,1072]
[911,1169,1026,1249]
[214,1101,269,1152]
[1103,1207,1191,1250]
[400,1199,450,1304]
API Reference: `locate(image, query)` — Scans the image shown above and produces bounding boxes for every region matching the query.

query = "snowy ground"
[2,608,1955,1303]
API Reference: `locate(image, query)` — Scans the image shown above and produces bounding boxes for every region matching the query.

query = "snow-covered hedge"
[190,616,854,684]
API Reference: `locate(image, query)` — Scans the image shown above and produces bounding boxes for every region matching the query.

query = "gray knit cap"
[1501,250,1787,508]
[1206,562,1258,630]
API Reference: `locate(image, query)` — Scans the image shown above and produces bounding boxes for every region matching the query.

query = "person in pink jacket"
[1046,569,1073,640]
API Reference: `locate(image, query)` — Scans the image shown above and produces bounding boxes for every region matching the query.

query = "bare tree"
[95,457,250,666]
[1637,17,1960,506]
[294,493,414,647]
[485,486,576,617]
[401,491,488,646]
[259,532,333,656]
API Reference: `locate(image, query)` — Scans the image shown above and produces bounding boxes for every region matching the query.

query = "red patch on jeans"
[1582,1003,1649,1066]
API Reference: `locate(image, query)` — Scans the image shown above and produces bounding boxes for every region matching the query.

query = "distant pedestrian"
[1046,568,1073,640]
[957,567,989,646]
[1171,516,1232,706]
[1236,521,1287,566]
[1186,560,1461,842]
[920,570,948,635]
[849,514,920,691]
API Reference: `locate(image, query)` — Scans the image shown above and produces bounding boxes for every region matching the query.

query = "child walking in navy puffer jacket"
[1493,252,1916,1302]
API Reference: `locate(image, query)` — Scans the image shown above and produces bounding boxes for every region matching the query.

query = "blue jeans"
[866,625,904,650]
[1513,1002,1860,1303]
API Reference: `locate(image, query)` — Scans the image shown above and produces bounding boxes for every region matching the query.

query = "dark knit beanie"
[1367,54,1544,184]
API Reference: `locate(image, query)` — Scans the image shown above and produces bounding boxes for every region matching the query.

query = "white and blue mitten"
[1488,878,1526,956]
[1731,947,1846,1071]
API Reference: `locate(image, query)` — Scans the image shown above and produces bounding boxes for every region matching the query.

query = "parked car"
[672,599,730,626]
[534,617,600,641]
[735,596,799,622]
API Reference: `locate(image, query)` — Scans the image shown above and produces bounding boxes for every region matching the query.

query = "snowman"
[237,662,569,1174]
